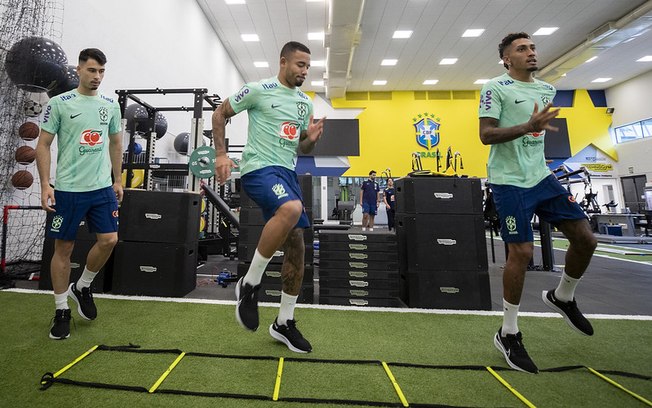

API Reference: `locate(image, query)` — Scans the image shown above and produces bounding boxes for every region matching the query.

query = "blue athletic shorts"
[241,166,310,229]
[362,201,377,216]
[491,174,587,243]
[47,186,119,240]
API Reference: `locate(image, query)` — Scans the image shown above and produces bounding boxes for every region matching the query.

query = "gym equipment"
[189,146,216,179]
[216,270,238,287]
[318,229,401,307]
[124,104,168,139]
[173,131,190,155]
[120,169,144,188]
[395,176,491,310]
[18,121,40,140]
[111,241,197,297]
[118,189,201,244]
[11,170,33,189]
[15,146,36,164]
[4,36,68,93]
[46,65,79,98]
[23,99,43,117]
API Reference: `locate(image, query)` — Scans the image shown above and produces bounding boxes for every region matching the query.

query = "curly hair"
[498,32,530,69]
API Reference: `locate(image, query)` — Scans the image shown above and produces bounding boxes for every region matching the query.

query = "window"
[614,118,651,144]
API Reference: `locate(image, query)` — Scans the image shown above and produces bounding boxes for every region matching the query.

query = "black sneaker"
[542,290,594,336]
[494,328,538,374]
[68,282,97,321]
[49,309,71,340]
[269,318,312,353]
[235,277,260,331]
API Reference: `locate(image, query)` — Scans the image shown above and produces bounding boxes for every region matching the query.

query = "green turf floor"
[1,290,651,407]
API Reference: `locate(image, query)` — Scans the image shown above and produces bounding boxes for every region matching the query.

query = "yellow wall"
[330,89,615,178]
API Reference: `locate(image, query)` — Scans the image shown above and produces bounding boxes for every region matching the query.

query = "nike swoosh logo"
[70,113,82,119]
[515,100,526,104]
[271,104,281,109]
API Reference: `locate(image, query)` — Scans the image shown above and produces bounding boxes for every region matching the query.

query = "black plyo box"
[404,270,491,310]
[395,177,483,214]
[111,241,197,297]
[119,189,201,244]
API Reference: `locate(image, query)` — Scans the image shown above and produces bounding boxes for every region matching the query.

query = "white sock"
[54,292,69,310]
[554,272,580,302]
[277,292,298,325]
[76,267,98,290]
[501,299,520,335]
[243,249,271,287]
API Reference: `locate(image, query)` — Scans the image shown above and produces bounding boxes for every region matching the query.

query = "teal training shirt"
[479,73,556,188]
[41,89,122,192]
[230,76,313,176]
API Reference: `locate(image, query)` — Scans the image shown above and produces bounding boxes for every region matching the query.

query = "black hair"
[280,41,311,59]
[79,48,107,65]
[499,32,530,69]
[369,170,376,176]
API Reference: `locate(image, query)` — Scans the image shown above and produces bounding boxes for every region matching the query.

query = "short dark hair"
[369,170,376,176]
[280,41,311,59]
[79,48,107,65]
[499,32,530,69]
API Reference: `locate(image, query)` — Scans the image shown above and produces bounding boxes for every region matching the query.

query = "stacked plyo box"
[237,175,314,303]
[111,189,201,297]
[318,230,402,307]
[395,177,491,310]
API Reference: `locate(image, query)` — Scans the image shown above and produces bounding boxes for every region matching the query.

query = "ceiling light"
[225,0,245,4]
[439,58,458,65]
[637,55,652,62]
[532,27,559,36]
[253,61,269,68]
[423,79,439,85]
[591,77,612,83]
[474,79,490,84]
[381,59,397,66]
[311,80,324,86]
[393,30,413,39]
[462,29,485,37]
[241,34,259,42]
[373,80,387,86]
[311,60,325,67]
[585,56,598,63]
[308,32,324,41]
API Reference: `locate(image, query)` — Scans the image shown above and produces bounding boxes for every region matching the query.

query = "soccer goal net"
[1,205,45,279]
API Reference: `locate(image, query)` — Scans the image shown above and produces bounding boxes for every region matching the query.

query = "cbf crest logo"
[412,112,440,150]
[98,107,108,123]
[296,102,308,120]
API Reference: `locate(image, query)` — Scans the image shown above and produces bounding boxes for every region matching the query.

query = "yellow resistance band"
[587,367,652,406]
[43,345,99,384]
[149,352,186,393]
[486,366,536,408]
[273,357,284,401]
[382,362,409,407]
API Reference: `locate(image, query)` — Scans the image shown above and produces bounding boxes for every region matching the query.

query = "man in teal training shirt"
[212,41,325,353]
[479,33,597,373]
[36,48,123,340]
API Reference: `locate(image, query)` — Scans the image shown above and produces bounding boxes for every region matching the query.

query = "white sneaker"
[369,228,374,232]
[362,227,367,231]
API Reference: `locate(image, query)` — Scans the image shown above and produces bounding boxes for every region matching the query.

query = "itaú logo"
[279,121,299,140]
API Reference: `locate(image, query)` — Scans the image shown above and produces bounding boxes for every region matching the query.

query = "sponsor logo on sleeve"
[233,86,250,103]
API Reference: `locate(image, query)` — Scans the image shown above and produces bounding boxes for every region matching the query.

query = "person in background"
[383,178,396,231]
[360,170,380,231]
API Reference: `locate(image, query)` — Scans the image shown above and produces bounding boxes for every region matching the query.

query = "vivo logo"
[234,87,250,102]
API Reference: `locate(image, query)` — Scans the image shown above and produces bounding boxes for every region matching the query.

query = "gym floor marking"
[40,344,652,408]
